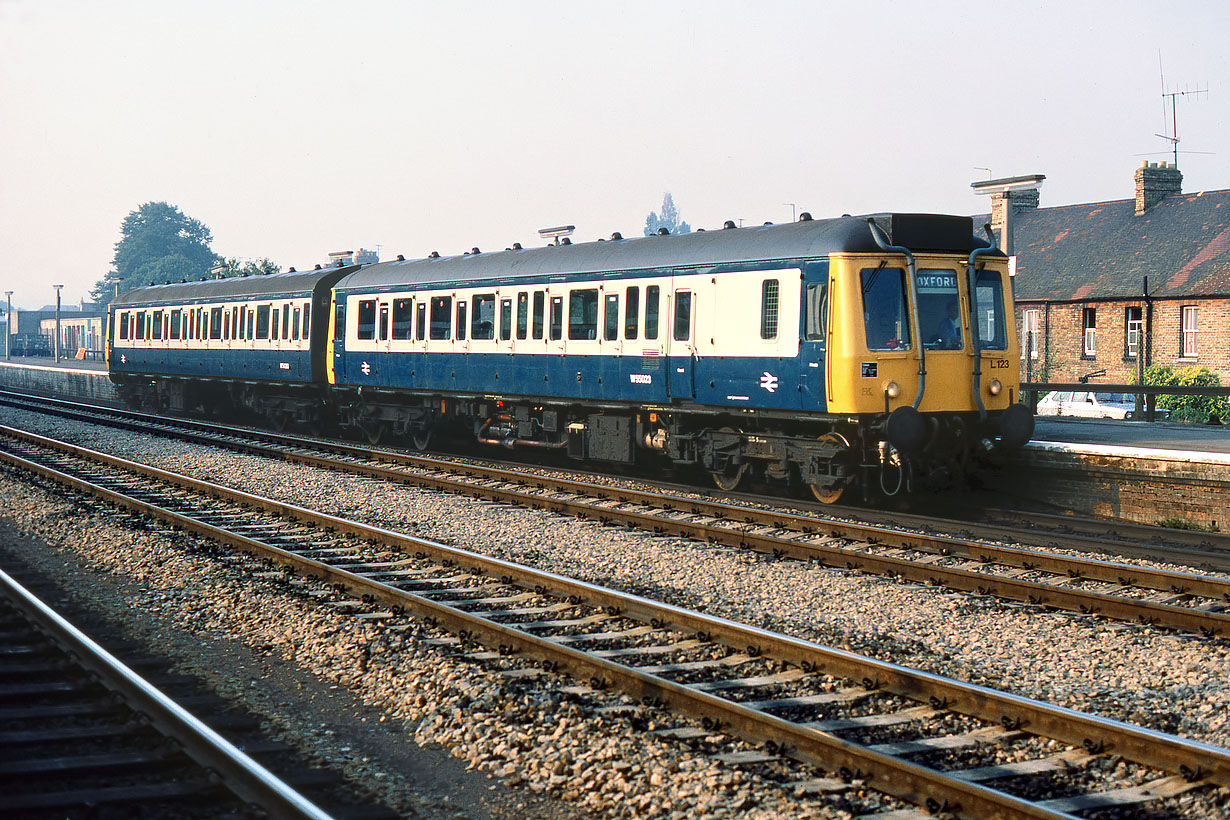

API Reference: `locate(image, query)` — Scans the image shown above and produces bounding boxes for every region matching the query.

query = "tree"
[91,202,219,301]
[1139,364,1228,423]
[643,192,691,237]
[215,257,282,278]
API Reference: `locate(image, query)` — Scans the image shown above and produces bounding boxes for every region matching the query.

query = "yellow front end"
[825,253,1020,415]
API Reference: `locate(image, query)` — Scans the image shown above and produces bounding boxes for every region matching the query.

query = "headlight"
[988,379,1003,396]
[885,381,900,398]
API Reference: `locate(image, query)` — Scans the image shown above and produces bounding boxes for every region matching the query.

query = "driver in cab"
[933,300,962,349]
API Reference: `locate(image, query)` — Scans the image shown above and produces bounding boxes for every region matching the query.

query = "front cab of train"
[825,248,1034,486]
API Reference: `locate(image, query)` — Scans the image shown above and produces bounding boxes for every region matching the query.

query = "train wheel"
[711,462,748,492]
[809,432,851,504]
[411,427,433,452]
[365,422,388,446]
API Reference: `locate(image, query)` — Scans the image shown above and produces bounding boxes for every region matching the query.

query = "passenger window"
[281,304,290,340]
[256,305,271,339]
[761,279,779,339]
[238,307,245,341]
[516,292,529,340]
[532,292,545,340]
[135,311,145,340]
[302,302,310,337]
[624,287,639,340]
[456,300,467,341]
[415,302,426,340]
[392,299,412,340]
[645,285,660,340]
[673,291,692,341]
[472,294,495,340]
[804,283,827,344]
[356,300,376,341]
[292,307,301,341]
[152,311,163,340]
[549,296,563,341]
[333,303,344,341]
[170,309,181,340]
[500,298,513,341]
[379,304,389,341]
[604,293,620,341]
[210,307,224,340]
[429,296,452,340]
[568,289,598,340]
[861,266,912,351]
[272,308,281,340]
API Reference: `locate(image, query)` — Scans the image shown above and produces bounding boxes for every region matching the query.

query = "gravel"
[1,406,1228,819]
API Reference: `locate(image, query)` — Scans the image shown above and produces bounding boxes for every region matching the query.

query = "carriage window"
[761,279,779,339]
[379,304,389,341]
[975,270,1008,350]
[356,300,376,340]
[292,307,301,341]
[281,304,291,340]
[170,309,181,340]
[472,293,495,340]
[333,303,343,341]
[231,307,239,340]
[673,291,692,341]
[568,289,598,340]
[624,286,639,340]
[516,292,529,340]
[272,308,281,340]
[254,305,270,340]
[209,307,223,340]
[118,312,129,340]
[804,283,827,343]
[415,302,426,340]
[152,310,163,339]
[532,292,545,340]
[392,299,412,340]
[549,296,563,340]
[222,310,229,341]
[862,266,912,351]
[135,311,146,340]
[604,293,620,341]
[645,285,660,340]
[456,301,467,341]
[429,296,452,340]
[500,298,513,341]
[238,307,246,340]
[302,302,310,337]
[249,308,257,340]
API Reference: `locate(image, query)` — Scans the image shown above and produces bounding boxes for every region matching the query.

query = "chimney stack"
[970,174,1045,256]
[1134,160,1182,215]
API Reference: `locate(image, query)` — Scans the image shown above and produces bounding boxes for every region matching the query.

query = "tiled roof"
[999,187,1230,302]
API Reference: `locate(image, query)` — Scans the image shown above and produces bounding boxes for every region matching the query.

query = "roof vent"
[610,232,623,241]
[428,251,440,259]
[657,227,670,235]
[396,254,405,261]
[314,264,321,270]
[723,220,737,230]
[799,212,813,221]
[288,266,296,273]
[560,237,571,245]
[512,242,523,250]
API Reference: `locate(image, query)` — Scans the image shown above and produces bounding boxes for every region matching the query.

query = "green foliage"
[1155,517,1220,532]
[216,257,282,278]
[644,192,692,237]
[91,202,218,301]
[1137,364,1228,423]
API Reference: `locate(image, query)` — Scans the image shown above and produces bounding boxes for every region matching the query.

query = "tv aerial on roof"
[1135,52,1212,167]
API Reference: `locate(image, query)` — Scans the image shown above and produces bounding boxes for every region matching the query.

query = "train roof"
[110,265,359,307]
[336,213,998,292]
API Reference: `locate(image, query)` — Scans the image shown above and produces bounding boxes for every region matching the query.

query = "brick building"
[978,164,1230,384]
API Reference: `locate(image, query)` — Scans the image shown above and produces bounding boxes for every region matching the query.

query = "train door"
[666,287,696,401]
[799,262,829,411]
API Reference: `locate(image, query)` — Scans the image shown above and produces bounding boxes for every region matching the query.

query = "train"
[106,212,1034,503]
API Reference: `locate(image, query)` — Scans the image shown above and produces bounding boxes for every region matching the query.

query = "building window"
[1082,308,1096,357]
[1125,307,1142,359]
[1022,309,1040,359]
[1182,305,1198,357]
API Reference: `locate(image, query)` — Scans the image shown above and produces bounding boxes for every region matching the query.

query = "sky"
[1,0,1227,308]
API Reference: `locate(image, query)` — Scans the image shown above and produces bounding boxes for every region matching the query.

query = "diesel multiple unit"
[108,213,1034,502]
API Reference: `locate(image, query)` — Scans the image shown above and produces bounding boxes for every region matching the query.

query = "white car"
[1036,391,1169,420]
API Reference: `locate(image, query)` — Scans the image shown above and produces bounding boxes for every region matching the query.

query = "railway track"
[0,424,1226,819]
[2,392,1227,637]
[0,563,339,818]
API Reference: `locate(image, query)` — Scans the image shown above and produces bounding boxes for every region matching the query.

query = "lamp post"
[4,291,12,360]
[52,284,63,362]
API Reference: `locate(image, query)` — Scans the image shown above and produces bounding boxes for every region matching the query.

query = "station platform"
[0,358,1224,526]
